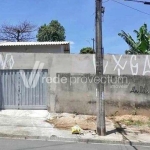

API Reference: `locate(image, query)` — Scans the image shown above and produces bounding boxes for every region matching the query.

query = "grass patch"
[148,121,150,127]
[120,119,145,126]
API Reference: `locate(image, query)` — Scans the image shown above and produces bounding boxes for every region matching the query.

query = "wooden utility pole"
[91,38,95,52]
[95,0,106,136]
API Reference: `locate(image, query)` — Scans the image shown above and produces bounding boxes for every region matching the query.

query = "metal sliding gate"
[0,69,48,109]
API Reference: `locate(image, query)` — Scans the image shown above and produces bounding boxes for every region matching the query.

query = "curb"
[0,134,150,147]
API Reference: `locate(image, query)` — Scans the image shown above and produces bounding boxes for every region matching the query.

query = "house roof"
[0,41,70,46]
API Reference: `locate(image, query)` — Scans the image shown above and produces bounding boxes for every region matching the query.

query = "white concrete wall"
[0,53,150,113]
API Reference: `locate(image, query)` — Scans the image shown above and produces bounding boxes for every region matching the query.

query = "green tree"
[118,24,150,54]
[80,47,95,54]
[37,20,66,41]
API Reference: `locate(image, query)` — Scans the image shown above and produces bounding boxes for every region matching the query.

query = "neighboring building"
[0,41,70,53]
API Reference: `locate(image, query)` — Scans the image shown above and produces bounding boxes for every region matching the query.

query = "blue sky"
[0,0,150,54]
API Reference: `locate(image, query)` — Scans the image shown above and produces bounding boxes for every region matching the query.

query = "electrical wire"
[103,0,110,3]
[125,0,150,5]
[112,0,150,16]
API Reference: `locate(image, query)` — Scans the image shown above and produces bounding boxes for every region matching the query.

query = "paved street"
[0,138,150,150]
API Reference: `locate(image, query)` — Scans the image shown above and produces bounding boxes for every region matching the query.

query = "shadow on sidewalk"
[106,129,117,135]
[107,121,138,150]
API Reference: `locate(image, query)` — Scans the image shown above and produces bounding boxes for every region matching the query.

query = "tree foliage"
[118,24,150,54]
[80,47,95,54]
[37,20,66,41]
[0,21,36,42]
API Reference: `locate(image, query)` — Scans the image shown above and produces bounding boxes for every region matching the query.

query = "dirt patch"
[47,113,150,133]
[46,113,96,130]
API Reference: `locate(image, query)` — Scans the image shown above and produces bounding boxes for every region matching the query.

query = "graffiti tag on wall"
[130,86,149,94]
[94,55,150,76]
[0,54,14,69]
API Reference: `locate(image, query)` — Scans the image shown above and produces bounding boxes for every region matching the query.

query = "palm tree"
[118,24,150,54]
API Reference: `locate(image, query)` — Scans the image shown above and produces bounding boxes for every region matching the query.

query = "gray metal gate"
[0,69,48,109]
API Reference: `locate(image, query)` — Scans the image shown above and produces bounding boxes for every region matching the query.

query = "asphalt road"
[0,138,150,150]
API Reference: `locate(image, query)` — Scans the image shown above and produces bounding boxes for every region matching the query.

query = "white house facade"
[0,41,70,53]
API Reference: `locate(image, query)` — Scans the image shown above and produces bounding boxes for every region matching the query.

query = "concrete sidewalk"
[0,110,149,146]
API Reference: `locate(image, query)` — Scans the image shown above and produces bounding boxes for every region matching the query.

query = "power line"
[103,0,110,3]
[112,0,150,16]
[125,0,150,5]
